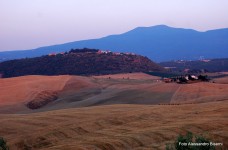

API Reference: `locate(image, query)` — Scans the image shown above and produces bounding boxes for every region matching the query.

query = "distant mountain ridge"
[0,48,164,78]
[0,25,228,62]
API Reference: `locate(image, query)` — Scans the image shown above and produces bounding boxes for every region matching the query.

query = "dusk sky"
[0,0,228,51]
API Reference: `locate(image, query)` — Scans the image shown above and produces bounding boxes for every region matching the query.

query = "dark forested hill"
[0,25,228,62]
[0,48,164,78]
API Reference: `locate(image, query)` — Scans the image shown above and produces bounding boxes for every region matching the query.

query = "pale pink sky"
[0,0,228,51]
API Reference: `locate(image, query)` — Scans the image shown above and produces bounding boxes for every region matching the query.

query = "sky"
[0,0,228,51]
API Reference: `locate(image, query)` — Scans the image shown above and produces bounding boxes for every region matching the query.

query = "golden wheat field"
[0,73,228,149]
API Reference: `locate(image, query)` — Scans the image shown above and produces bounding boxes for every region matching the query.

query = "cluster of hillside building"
[48,52,65,56]
[97,50,136,56]
[163,74,209,84]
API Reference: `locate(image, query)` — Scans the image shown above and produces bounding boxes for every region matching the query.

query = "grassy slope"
[0,101,227,149]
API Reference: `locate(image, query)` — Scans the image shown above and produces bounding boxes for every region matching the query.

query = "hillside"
[0,25,228,62]
[160,58,228,72]
[0,101,227,149]
[0,73,228,114]
[0,48,164,78]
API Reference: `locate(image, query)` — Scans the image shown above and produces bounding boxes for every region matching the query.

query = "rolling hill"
[0,25,228,62]
[0,73,228,114]
[0,73,227,149]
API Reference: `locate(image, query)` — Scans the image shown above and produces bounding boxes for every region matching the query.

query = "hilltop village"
[48,48,136,56]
